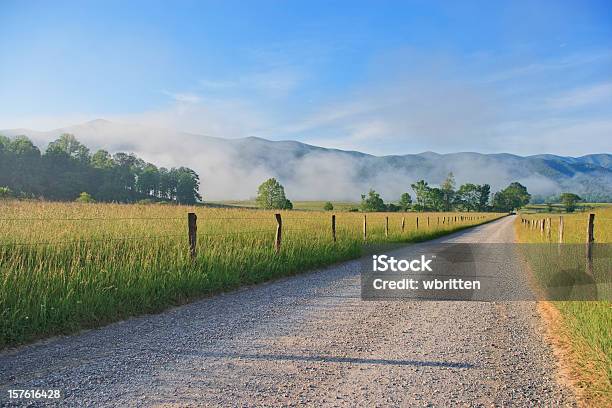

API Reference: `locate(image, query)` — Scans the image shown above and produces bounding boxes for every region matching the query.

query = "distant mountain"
[1,119,611,201]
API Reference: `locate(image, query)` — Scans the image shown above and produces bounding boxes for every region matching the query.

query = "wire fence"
[0,212,496,251]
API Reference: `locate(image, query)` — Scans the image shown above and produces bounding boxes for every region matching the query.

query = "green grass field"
[0,200,501,349]
[521,202,611,214]
[209,200,360,211]
[516,207,611,405]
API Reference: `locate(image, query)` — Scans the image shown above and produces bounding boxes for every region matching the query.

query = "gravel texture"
[0,216,576,407]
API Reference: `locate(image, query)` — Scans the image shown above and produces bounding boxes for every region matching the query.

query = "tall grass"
[516,207,612,405]
[0,201,501,348]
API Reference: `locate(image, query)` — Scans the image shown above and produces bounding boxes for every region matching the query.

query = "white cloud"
[546,82,612,109]
[165,92,202,104]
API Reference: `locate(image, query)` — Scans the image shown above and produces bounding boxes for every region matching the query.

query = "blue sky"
[0,0,611,155]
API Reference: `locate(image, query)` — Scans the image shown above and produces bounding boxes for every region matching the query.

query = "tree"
[8,136,43,197]
[175,167,202,204]
[75,192,95,203]
[559,193,581,213]
[398,192,412,211]
[455,183,480,212]
[0,187,13,199]
[256,178,292,209]
[0,135,202,204]
[360,189,386,212]
[136,164,160,197]
[426,187,446,211]
[440,172,456,211]
[323,201,334,211]
[46,134,90,164]
[492,182,531,212]
[477,184,491,211]
[91,150,115,169]
[386,203,400,212]
[411,180,429,211]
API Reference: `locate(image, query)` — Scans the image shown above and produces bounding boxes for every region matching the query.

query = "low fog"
[2,119,607,202]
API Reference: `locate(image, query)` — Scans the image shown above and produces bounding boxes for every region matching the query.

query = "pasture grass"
[0,201,501,348]
[516,206,611,405]
[209,200,360,211]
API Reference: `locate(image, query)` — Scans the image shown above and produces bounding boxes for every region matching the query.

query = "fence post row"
[331,214,336,243]
[546,217,551,240]
[274,213,282,253]
[188,212,197,260]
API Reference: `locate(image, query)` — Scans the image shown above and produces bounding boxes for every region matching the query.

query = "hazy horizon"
[1,1,611,158]
[1,117,610,159]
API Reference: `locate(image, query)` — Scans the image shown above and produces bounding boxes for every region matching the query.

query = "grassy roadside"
[0,201,503,349]
[516,208,611,406]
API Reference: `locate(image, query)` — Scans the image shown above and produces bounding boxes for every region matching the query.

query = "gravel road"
[0,216,576,407]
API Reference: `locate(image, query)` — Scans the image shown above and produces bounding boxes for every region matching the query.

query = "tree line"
[0,134,201,204]
[360,173,531,213]
[254,174,532,213]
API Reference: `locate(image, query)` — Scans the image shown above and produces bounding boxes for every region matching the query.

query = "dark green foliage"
[455,183,490,212]
[0,134,201,204]
[360,189,386,212]
[323,201,334,211]
[559,192,582,212]
[398,192,412,211]
[386,203,400,212]
[75,192,95,203]
[0,186,13,199]
[492,182,531,212]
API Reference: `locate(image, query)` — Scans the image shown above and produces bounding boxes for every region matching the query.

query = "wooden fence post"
[586,213,595,244]
[416,217,419,230]
[401,217,405,233]
[586,213,595,274]
[188,212,197,260]
[558,216,564,243]
[274,213,282,253]
[385,216,389,237]
[546,217,551,240]
[363,214,367,241]
[331,214,336,243]
[427,217,430,227]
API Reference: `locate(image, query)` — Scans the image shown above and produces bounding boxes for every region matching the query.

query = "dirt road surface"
[0,216,576,407]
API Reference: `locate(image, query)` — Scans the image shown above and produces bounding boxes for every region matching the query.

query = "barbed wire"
[0,217,183,221]
[0,234,184,248]
[198,229,276,237]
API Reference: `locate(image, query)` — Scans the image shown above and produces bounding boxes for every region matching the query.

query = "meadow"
[0,201,500,348]
[210,200,360,211]
[515,207,611,405]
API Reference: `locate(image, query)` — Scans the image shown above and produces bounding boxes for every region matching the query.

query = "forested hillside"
[0,133,201,204]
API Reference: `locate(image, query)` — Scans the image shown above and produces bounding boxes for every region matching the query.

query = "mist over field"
[1,119,610,201]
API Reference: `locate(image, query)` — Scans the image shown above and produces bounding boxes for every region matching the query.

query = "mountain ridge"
[1,119,611,201]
